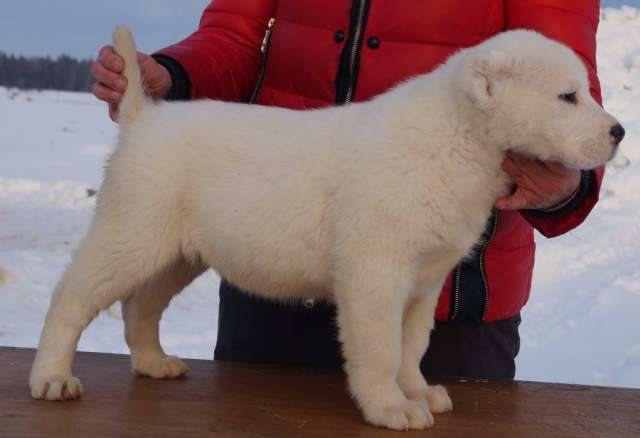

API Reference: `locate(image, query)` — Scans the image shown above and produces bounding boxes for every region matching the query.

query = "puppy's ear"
[464,50,513,111]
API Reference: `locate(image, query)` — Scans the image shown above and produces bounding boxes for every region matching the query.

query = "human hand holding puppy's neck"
[494,151,582,211]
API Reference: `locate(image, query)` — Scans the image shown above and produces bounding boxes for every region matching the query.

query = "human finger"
[91,81,122,103]
[90,61,127,93]
[97,45,124,73]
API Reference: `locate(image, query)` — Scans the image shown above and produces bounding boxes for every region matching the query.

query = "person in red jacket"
[91,0,603,379]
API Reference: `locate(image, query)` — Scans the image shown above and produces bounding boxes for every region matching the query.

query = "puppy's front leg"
[397,289,452,414]
[334,264,433,431]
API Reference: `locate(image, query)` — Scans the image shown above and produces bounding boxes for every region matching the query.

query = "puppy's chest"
[445,169,509,252]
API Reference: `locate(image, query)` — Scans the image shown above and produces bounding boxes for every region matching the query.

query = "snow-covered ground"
[1,7,639,388]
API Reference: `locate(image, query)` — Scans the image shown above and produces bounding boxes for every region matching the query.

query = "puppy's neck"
[384,70,507,172]
[376,71,510,206]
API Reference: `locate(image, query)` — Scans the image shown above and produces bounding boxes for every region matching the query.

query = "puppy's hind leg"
[123,257,206,378]
[29,200,182,400]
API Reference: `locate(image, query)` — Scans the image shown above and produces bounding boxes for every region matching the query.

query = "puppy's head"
[457,30,623,169]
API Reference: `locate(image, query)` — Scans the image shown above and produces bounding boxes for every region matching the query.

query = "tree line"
[0,52,94,92]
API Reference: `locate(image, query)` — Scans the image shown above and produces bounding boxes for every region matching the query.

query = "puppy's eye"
[559,92,577,104]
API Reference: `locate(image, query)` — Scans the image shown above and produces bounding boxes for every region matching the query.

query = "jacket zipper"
[249,17,276,104]
[451,265,463,320]
[344,0,368,103]
[450,209,498,321]
[336,0,371,104]
[480,210,499,321]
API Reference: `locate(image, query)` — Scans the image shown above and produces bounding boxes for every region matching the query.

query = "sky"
[0,0,209,59]
[0,1,638,59]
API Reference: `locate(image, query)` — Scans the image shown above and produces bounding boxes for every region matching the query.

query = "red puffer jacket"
[156,0,604,322]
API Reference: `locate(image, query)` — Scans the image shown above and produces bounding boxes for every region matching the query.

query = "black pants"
[214,280,521,379]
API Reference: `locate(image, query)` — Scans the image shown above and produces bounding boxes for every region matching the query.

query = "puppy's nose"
[610,123,625,145]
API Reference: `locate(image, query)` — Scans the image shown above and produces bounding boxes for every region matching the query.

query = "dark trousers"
[214,280,521,379]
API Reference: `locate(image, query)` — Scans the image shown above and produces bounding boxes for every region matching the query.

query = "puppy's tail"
[112,24,149,124]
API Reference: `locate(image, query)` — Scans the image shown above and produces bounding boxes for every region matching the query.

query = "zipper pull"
[260,18,276,54]
[250,18,276,104]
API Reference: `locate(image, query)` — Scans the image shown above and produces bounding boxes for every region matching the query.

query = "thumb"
[496,189,529,210]
[138,53,151,75]
[137,53,160,80]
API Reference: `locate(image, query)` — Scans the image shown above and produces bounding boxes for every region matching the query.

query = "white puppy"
[30,25,622,430]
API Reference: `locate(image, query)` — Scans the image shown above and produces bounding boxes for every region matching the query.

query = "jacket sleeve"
[505,0,605,238]
[154,0,276,102]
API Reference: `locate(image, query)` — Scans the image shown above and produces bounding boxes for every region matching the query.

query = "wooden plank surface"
[1,347,639,437]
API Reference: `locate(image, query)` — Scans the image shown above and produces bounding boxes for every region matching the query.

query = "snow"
[1,7,639,388]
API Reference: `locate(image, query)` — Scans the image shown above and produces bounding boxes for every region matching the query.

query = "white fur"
[30,26,621,430]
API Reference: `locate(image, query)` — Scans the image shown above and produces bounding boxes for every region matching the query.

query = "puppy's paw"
[423,384,452,413]
[402,379,453,414]
[363,399,434,430]
[132,354,189,378]
[30,375,83,400]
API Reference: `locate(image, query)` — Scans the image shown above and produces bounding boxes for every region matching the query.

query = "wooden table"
[1,347,638,437]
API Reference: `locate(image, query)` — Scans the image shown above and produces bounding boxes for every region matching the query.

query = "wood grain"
[1,347,638,437]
